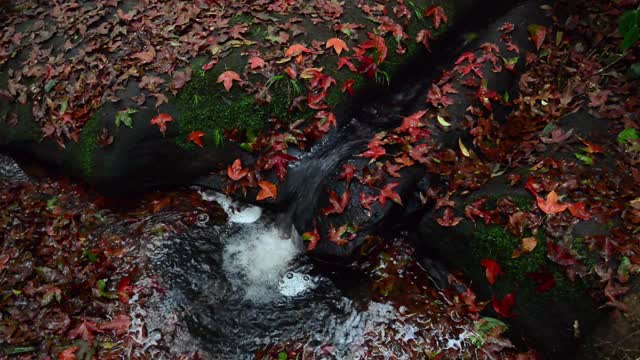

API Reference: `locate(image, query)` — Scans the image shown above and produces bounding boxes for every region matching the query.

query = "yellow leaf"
[437,115,451,127]
[511,236,537,258]
[458,138,470,157]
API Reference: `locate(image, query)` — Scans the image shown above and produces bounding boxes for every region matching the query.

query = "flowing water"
[1,143,495,358]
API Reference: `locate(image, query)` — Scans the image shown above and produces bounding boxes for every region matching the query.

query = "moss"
[174,65,296,149]
[472,224,588,300]
[229,13,254,26]
[78,110,102,178]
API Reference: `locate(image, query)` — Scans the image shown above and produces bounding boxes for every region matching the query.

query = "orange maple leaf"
[217,70,241,92]
[326,38,349,55]
[284,44,311,63]
[227,159,249,181]
[536,190,569,214]
[257,180,277,201]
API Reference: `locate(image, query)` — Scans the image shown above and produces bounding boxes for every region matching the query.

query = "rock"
[0,0,493,194]
[295,1,550,260]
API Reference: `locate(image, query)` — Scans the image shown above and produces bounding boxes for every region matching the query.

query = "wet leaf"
[424,6,447,29]
[150,113,173,135]
[492,293,516,318]
[527,24,546,51]
[536,191,569,215]
[227,159,249,181]
[217,71,241,92]
[257,180,277,201]
[511,237,538,258]
[187,131,205,147]
[326,38,349,55]
[378,182,402,206]
[481,259,503,285]
[115,108,137,128]
[322,189,351,215]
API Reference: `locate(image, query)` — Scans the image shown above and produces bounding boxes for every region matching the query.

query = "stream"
[0,153,497,359]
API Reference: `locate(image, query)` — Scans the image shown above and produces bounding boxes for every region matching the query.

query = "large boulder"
[0,0,504,193]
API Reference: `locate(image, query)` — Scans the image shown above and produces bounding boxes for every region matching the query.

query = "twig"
[596,50,632,75]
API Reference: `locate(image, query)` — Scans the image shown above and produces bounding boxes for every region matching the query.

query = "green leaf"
[619,9,640,51]
[575,152,593,166]
[44,79,57,93]
[4,346,36,355]
[47,196,58,210]
[617,128,639,144]
[277,352,288,360]
[115,108,137,128]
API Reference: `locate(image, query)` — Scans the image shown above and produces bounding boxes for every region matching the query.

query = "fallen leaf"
[424,6,448,29]
[326,37,349,55]
[511,237,538,258]
[150,113,173,135]
[227,159,249,181]
[527,24,546,51]
[217,70,241,92]
[492,293,516,318]
[187,131,205,147]
[302,223,320,251]
[257,180,277,201]
[99,314,130,335]
[436,207,463,227]
[58,346,79,360]
[379,182,402,206]
[536,191,569,215]
[481,258,504,285]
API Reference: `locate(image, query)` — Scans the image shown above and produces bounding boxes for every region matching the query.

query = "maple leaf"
[248,56,265,69]
[187,131,205,147]
[203,59,218,71]
[228,159,249,181]
[436,207,463,227]
[217,71,241,92]
[492,293,516,318]
[567,201,591,220]
[527,24,546,51]
[536,191,569,215]
[398,110,426,132]
[58,346,79,360]
[322,189,351,215]
[302,222,321,251]
[264,152,297,181]
[360,192,379,212]
[328,224,357,246]
[150,113,173,135]
[481,258,503,285]
[426,84,454,107]
[511,237,538,258]
[131,46,156,64]
[410,144,430,163]
[337,57,357,72]
[338,164,356,186]
[326,38,349,55]
[424,6,448,29]
[99,314,130,335]
[416,29,433,49]
[68,318,103,344]
[379,182,402,206]
[341,79,356,95]
[285,44,311,63]
[526,270,555,293]
[257,180,277,201]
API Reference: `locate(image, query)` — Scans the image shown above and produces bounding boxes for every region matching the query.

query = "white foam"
[222,223,301,302]
[199,190,262,223]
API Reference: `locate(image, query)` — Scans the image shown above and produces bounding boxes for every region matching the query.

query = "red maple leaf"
[426,84,454,107]
[68,318,103,344]
[436,207,463,227]
[248,56,265,69]
[150,113,173,135]
[398,110,426,133]
[227,159,249,181]
[328,224,357,246]
[360,192,379,212]
[492,293,516,318]
[424,6,448,29]
[322,189,351,215]
[410,144,431,163]
[567,201,591,220]
[338,164,356,186]
[217,70,241,92]
[379,182,402,206]
[337,57,357,72]
[481,258,504,285]
[264,152,297,181]
[187,131,205,147]
[341,79,356,95]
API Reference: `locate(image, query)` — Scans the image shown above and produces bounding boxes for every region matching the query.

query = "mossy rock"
[415,175,604,358]
[1,0,496,192]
